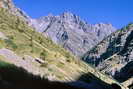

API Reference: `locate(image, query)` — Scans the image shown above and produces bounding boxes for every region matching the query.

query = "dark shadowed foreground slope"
[0,61,122,89]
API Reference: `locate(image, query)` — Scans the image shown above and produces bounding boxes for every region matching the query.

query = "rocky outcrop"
[82,23,133,84]
[32,12,116,57]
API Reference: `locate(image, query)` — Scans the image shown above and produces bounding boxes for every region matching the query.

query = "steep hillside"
[0,0,32,24]
[83,23,133,88]
[0,8,126,89]
[32,12,116,57]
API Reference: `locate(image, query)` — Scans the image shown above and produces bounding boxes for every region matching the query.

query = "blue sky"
[13,0,133,28]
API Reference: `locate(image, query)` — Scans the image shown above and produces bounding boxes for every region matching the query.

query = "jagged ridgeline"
[33,12,116,57]
[82,23,133,88]
[0,8,125,89]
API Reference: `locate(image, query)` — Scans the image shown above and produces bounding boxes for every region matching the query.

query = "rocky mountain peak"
[60,12,80,24]
[61,12,76,18]
[33,12,116,57]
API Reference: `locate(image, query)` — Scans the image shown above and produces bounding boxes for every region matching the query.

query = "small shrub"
[65,53,71,58]
[4,39,18,51]
[48,68,52,72]
[7,35,14,40]
[57,62,64,67]
[40,62,48,67]
[38,36,43,44]
[66,59,71,63]
[40,50,47,61]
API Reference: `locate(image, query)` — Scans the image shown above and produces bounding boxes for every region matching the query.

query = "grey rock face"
[32,12,116,57]
[83,23,133,82]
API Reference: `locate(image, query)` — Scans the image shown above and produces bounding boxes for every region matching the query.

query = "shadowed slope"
[0,61,121,89]
[0,61,83,89]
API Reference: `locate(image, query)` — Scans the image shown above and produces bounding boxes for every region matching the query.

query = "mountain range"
[0,0,132,89]
[32,12,116,57]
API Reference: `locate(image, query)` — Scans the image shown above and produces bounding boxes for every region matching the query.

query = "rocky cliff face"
[32,12,116,57]
[83,23,133,87]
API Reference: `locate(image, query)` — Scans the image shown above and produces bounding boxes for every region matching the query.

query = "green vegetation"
[56,62,65,68]
[0,8,74,60]
[40,50,48,60]
[0,8,81,81]
[0,60,12,67]
[4,39,18,51]
[40,62,48,67]
[0,39,4,48]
